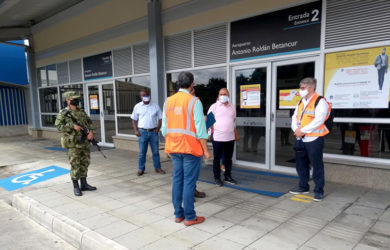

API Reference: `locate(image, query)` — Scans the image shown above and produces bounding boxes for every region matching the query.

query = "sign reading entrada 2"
[230,1,322,61]
[83,51,113,81]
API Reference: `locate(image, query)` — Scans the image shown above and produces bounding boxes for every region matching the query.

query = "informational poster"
[324,46,390,109]
[279,89,300,109]
[240,84,261,109]
[89,95,99,110]
[83,51,113,81]
[344,130,357,144]
[230,1,321,61]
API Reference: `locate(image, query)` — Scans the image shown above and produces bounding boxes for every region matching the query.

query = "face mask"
[219,95,229,103]
[70,98,80,106]
[142,96,150,102]
[299,89,308,98]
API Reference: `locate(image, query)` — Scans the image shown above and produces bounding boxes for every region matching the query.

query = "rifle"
[64,110,107,158]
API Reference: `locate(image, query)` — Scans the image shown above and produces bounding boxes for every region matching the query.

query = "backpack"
[298,95,334,133]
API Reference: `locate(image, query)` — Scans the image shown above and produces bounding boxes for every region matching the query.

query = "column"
[147,0,165,109]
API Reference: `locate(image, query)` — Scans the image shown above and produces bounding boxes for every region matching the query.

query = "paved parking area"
[1,136,390,249]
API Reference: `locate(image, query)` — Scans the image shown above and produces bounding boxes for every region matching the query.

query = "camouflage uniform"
[55,93,94,181]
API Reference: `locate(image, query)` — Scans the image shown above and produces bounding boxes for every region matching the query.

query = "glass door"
[233,63,271,169]
[87,83,115,147]
[271,57,320,173]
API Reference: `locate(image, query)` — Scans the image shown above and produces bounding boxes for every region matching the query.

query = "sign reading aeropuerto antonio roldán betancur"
[230,1,322,61]
[83,51,113,81]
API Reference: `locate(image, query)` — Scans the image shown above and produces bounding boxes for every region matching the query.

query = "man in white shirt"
[132,89,165,176]
[290,77,330,201]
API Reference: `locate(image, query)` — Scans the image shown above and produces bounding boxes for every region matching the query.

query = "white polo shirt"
[131,101,162,129]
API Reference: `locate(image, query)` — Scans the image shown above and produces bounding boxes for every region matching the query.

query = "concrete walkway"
[0,200,74,250]
[0,136,390,249]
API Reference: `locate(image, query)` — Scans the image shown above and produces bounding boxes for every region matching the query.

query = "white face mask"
[142,96,150,102]
[299,89,308,98]
[219,95,229,103]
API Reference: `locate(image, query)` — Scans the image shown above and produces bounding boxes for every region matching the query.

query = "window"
[167,67,227,113]
[38,67,47,87]
[39,88,58,113]
[117,117,135,135]
[39,87,58,128]
[115,76,150,115]
[47,64,58,85]
[115,75,150,135]
[41,115,57,127]
[324,122,390,160]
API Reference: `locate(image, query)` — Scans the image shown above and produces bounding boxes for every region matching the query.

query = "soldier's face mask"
[70,98,80,106]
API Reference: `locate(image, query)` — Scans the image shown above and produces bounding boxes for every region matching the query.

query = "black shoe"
[215,178,224,187]
[313,193,323,202]
[194,189,206,198]
[225,176,237,185]
[137,170,144,176]
[80,178,97,191]
[72,180,82,196]
[289,187,309,194]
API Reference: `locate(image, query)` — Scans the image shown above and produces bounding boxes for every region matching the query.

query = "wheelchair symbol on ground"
[11,169,56,185]
[0,166,69,191]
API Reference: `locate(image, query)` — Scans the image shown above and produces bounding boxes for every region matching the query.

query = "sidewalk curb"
[12,193,128,250]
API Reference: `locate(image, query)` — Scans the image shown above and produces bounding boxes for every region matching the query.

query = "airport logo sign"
[230,1,322,61]
[83,51,113,81]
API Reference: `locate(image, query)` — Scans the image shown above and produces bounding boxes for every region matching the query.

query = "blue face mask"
[142,96,150,102]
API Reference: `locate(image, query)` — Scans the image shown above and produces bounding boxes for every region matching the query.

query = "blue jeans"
[171,153,202,221]
[138,129,161,171]
[295,137,325,195]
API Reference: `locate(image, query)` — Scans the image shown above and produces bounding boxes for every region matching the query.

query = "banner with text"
[240,84,261,109]
[279,89,300,109]
[324,46,390,109]
[83,51,113,81]
[230,1,321,61]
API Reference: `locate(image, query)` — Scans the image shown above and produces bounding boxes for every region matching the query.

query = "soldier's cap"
[63,91,80,100]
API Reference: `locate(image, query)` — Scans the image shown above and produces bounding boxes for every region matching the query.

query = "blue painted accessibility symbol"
[0,166,69,191]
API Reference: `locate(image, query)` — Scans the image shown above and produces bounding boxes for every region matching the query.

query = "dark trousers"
[378,68,386,90]
[212,140,235,179]
[295,137,325,195]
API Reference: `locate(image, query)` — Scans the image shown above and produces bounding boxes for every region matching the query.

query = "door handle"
[271,113,275,122]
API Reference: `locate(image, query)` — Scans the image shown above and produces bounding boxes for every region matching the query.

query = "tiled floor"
[1,136,390,249]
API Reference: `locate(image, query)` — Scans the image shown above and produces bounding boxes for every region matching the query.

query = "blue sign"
[0,40,28,85]
[83,51,112,81]
[0,166,69,191]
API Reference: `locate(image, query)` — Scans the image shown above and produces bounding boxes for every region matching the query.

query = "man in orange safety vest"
[290,77,331,202]
[162,71,211,226]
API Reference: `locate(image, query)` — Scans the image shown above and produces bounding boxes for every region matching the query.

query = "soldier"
[55,91,97,196]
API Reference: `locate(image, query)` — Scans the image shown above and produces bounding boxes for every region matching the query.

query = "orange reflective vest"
[297,93,331,137]
[164,91,203,157]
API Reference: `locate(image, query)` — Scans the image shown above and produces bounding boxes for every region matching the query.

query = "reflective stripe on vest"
[166,96,197,138]
[297,94,330,137]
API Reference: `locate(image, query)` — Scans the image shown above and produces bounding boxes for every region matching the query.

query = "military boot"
[80,177,97,191]
[72,180,82,196]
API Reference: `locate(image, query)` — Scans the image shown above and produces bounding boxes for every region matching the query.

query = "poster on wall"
[324,46,390,109]
[240,84,261,109]
[83,51,113,81]
[279,89,300,109]
[89,95,99,110]
[230,1,321,61]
